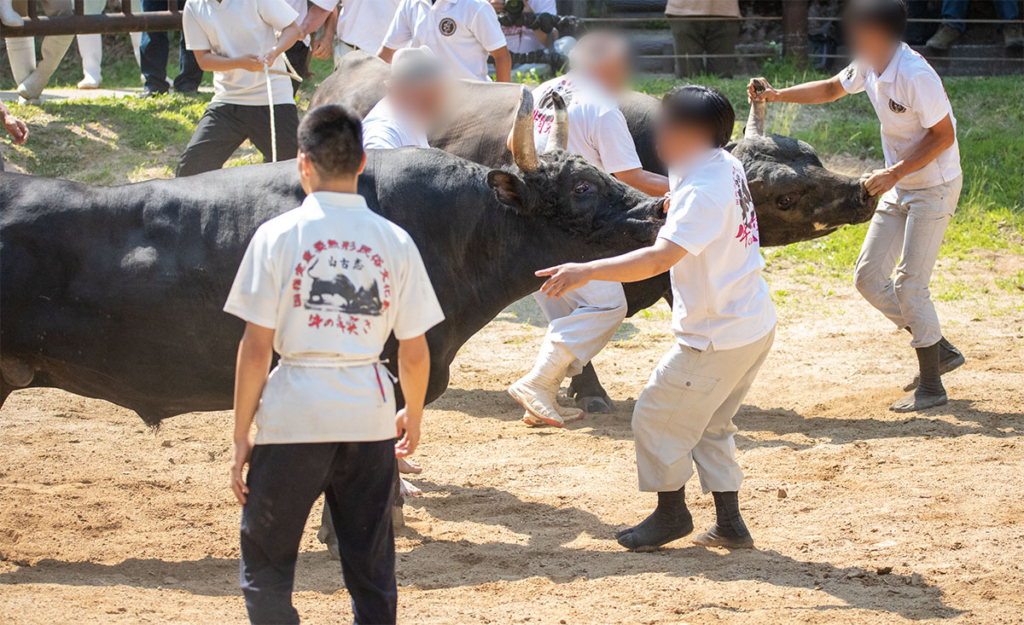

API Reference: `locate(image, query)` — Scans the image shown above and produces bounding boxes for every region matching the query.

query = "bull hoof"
[576,394,614,413]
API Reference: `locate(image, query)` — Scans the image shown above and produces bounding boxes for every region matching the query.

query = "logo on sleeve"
[845,66,856,81]
[888,98,907,114]
[439,17,457,36]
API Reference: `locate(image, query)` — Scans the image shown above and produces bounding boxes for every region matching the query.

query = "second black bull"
[312,53,879,411]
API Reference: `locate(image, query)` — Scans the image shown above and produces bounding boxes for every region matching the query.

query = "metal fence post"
[782,0,809,67]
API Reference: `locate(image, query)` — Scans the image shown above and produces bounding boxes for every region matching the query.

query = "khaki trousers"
[853,176,962,348]
[633,328,775,493]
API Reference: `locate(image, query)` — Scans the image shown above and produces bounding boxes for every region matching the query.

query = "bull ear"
[487,170,530,212]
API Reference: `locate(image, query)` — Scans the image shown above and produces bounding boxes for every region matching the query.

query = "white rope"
[263,53,303,164]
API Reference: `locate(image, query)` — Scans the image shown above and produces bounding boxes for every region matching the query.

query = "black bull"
[310,52,879,410]
[0,148,666,422]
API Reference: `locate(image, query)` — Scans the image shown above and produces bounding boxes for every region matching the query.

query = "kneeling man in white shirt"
[537,86,776,552]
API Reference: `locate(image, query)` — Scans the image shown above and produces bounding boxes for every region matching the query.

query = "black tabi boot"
[891,341,948,412]
[903,336,965,391]
[692,491,754,549]
[616,486,693,552]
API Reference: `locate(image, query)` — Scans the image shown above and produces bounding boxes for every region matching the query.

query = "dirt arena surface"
[1,253,1022,624]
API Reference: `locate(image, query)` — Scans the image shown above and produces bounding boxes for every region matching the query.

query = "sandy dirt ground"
[1,252,1022,624]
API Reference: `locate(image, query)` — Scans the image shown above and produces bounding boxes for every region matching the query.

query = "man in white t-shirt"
[750,0,964,413]
[362,47,447,150]
[508,32,669,428]
[178,0,303,177]
[378,0,512,83]
[537,86,775,552]
[489,0,556,55]
[226,105,444,624]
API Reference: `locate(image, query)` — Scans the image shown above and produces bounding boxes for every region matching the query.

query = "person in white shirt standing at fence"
[378,0,512,83]
[749,0,964,413]
[177,0,303,177]
[362,46,448,151]
[508,31,668,428]
[225,105,444,624]
[536,85,776,552]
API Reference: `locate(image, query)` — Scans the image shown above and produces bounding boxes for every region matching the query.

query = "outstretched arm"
[613,168,670,197]
[537,238,687,298]
[749,75,847,105]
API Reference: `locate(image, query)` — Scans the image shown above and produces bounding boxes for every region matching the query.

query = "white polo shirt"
[382,0,508,82]
[502,0,556,54]
[182,0,299,106]
[224,192,445,444]
[839,42,961,190]
[531,73,643,174]
[330,0,403,53]
[658,149,776,351]
[362,96,431,150]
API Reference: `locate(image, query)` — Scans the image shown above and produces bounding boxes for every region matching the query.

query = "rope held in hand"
[262,54,303,164]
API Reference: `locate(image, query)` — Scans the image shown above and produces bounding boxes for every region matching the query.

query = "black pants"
[139,0,202,93]
[175,102,299,177]
[240,440,398,625]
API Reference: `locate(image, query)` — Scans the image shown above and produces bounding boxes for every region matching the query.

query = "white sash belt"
[279,357,384,369]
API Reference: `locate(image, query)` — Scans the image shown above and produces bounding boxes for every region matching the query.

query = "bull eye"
[573,182,590,195]
[777,195,794,210]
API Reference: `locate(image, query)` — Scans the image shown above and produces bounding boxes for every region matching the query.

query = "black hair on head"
[661,85,735,148]
[846,0,908,39]
[298,104,365,177]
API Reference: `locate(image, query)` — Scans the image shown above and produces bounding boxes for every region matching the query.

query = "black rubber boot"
[616,486,694,551]
[891,341,948,412]
[692,491,754,549]
[903,336,965,391]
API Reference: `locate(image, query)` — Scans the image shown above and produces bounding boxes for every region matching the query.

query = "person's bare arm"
[613,168,670,197]
[311,8,338,60]
[864,114,957,196]
[491,45,512,82]
[193,48,264,72]
[230,323,275,504]
[265,22,303,64]
[300,3,334,38]
[537,238,686,298]
[378,46,397,63]
[748,75,847,105]
[394,334,430,457]
[0,103,28,146]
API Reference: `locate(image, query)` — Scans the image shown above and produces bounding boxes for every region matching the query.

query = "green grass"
[3,46,1022,269]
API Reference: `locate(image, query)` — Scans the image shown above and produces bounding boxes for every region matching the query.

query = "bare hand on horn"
[747,78,779,103]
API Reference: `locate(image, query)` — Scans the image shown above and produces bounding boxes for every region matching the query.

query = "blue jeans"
[942,0,1020,32]
[240,440,398,625]
[139,0,202,92]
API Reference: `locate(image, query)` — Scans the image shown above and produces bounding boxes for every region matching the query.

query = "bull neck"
[306,191,368,210]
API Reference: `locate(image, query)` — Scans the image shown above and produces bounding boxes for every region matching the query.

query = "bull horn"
[745,78,767,138]
[511,86,539,172]
[546,91,569,152]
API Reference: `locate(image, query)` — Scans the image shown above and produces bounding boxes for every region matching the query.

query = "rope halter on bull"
[509,86,569,173]
[262,54,304,163]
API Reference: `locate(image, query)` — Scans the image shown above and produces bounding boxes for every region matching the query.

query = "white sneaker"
[77,76,102,89]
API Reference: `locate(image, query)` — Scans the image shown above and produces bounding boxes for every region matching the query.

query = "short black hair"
[297,104,364,177]
[846,0,908,39]
[661,85,735,148]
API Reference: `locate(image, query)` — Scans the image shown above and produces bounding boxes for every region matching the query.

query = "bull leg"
[568,362,614,414]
